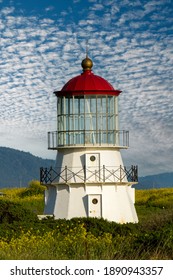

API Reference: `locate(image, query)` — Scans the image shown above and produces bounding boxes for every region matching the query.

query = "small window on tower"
[90,155,96,162]
[92,198,98,204]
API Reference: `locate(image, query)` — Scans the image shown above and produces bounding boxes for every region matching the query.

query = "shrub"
[19,180,45,198]
[0,200,38,224]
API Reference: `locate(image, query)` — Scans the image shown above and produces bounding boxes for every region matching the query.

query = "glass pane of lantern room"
[90,97,96,131]
[74,97,84,144]
[57,97,66,145]
[65,98,73,140]
[97,96,108,144]
[107,96,115,144]
[57,98,64,130]
[107,96,115,114]
[85,96,97,144]
[102,96,107,143]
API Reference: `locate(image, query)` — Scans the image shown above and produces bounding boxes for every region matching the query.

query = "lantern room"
[49,56,128,149]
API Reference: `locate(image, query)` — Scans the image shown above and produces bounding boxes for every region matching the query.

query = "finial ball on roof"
[81,56,93,71]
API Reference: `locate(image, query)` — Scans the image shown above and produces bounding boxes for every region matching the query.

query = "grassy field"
[0,181,173,260]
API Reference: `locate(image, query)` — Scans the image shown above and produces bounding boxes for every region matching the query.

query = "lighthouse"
[40,56,138,223]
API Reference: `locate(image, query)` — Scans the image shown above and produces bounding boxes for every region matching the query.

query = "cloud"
[0,0,173,175]
[1,6,15,15]
[45,6,54,12]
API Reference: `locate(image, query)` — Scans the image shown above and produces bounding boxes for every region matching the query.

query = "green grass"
[0,181,45,214]
[135,188,173,223]
[136,188,173,208]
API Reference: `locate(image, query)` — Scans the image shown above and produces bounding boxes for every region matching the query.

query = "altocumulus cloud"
[0,0,173,176]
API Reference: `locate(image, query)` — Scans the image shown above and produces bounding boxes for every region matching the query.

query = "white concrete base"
[44,183,138,223]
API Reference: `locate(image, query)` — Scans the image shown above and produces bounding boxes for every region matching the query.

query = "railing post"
[52,132,54,148]
[45,167,47,183]
[99,129,101,145]
[134,165,138,182]
[84,165,86,182]
[120,165,122,182]
[48,132,50,149]
[130,165,132,181]
[50,166,52,183]
[103,165,105,182]
[40,167,43,184]
[65,166,67,182]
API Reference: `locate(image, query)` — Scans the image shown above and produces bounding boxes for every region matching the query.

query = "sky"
[0,0,173,176]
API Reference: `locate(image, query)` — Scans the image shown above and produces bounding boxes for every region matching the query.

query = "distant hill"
[136,172,173,189]
[0,146,173,189]
[0,147,55,188]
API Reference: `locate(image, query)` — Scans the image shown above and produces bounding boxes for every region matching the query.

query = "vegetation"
[0,182,173,260]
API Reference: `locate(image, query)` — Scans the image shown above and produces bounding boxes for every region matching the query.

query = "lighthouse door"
[88,194,102,218]
[85,153,100,182]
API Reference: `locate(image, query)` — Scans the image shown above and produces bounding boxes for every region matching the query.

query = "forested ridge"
[0,147,55,188]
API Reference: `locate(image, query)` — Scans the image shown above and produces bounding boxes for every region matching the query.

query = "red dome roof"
[54,57,121,97]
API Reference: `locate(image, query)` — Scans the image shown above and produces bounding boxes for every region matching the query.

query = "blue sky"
[0,0,173,176]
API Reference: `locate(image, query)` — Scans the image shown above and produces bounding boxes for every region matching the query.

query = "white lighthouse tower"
[41,56,138,223]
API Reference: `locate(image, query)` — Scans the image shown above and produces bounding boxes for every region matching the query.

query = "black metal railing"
[40,165,138,184]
